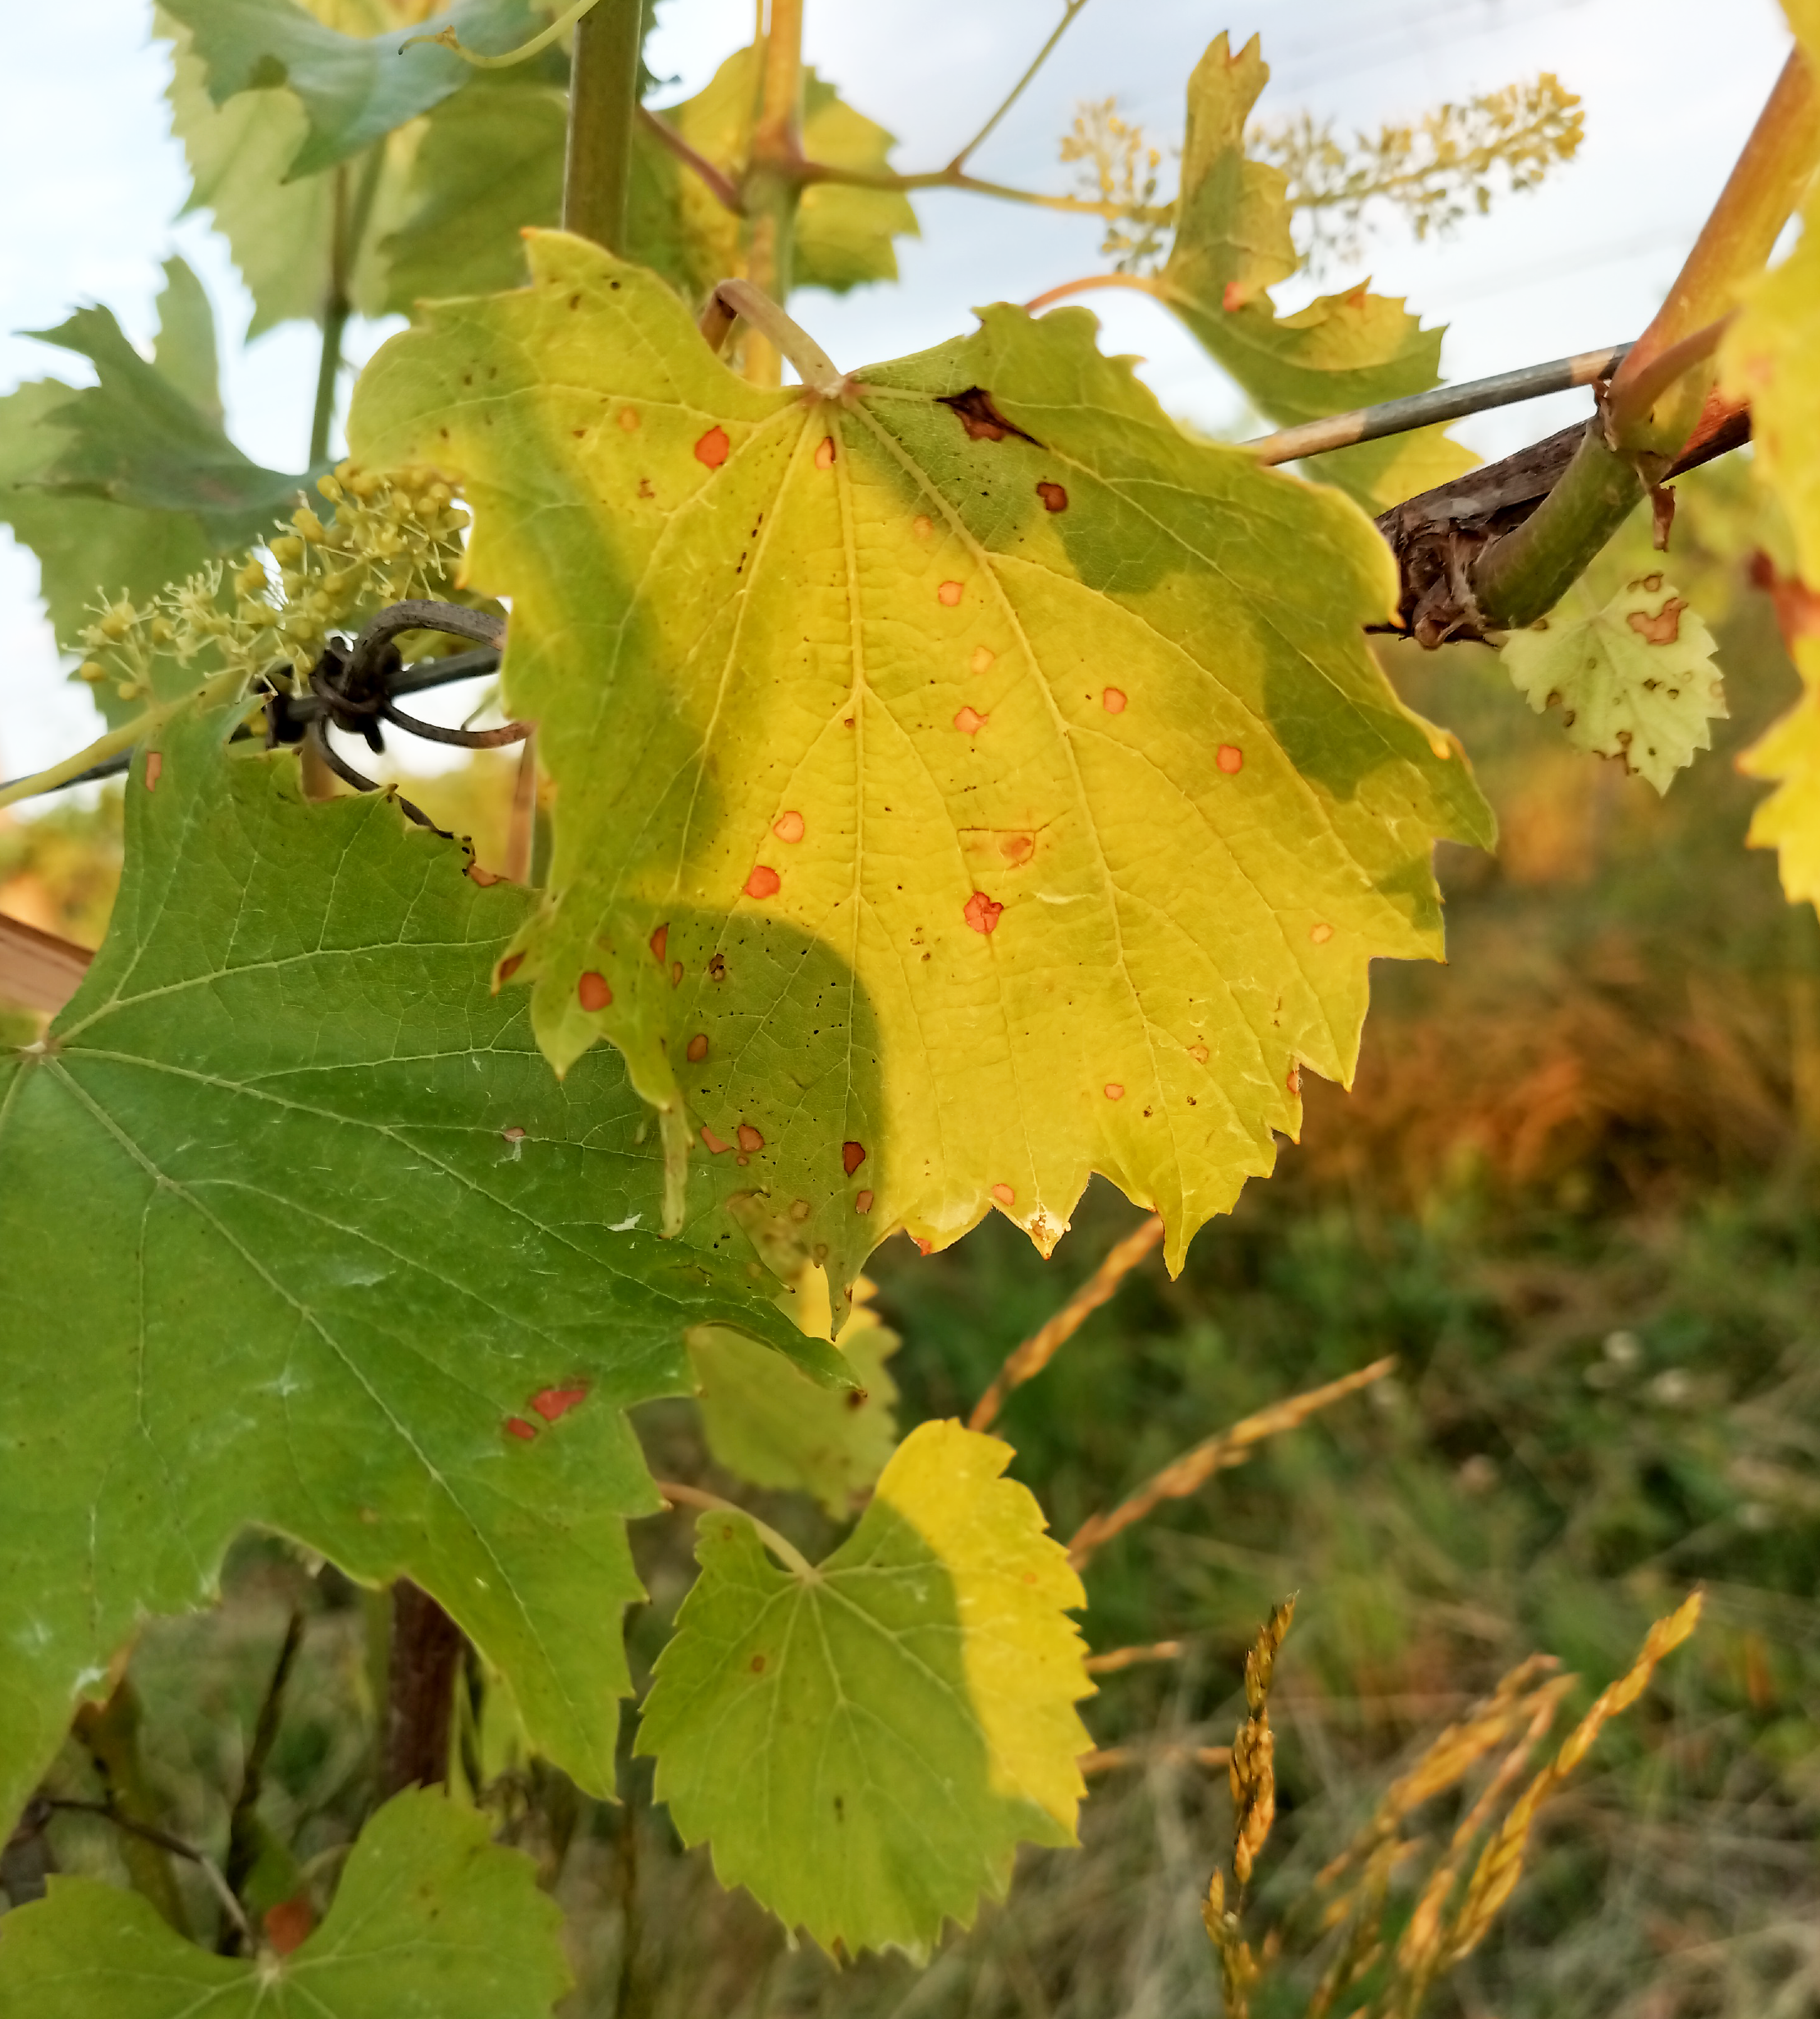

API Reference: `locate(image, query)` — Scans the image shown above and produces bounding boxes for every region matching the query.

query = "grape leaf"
[160,5,424,337]
[1501,570,1725,793]
[158,0,537,180]
[691,1284,900,1516]
[0,1789,569,2016]
[149,255,224,428]
[1738,632,1820,909]
[1715,2,1820,904]
[349,231,1490,1281]
[636,1419,1094,1957]
[629,46,919,303]
[0,704,839,1834]
[14,306,309,546]
[380,68,568,311]
[1152,32,1474,511]
[0,265,290,726]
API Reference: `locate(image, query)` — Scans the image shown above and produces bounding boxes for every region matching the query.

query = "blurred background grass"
[6,464,1820,2016]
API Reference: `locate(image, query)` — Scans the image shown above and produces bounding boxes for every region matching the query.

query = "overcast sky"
[0,0,1795,782]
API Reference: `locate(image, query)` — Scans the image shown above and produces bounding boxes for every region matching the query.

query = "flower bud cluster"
[75,464,469,703]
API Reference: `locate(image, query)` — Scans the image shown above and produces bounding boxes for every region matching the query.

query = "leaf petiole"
[654,1480,817,1580]
[402,0,600,71]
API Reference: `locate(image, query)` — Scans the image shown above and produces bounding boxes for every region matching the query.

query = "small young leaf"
[350,232,1489,1282]
[690,1290,900,1516]
[0,1788,570,2017]
[1155,33,1475,510]
[637,1419,1094,1957]
[1501,573,1725,793]
[158,0,541,180]
[0,706,838,1835]
[629,47,919,303]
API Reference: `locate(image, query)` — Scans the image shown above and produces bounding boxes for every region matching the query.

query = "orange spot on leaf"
[670,960,683,987]
[1216,744,1243,774]
[532,1384,588,1423]
[855,1189,875,1214]
[773,809,805,843]
[650,923,668,965]
[1309,922,1333,945]
[953,705,986,735]
[1104,1082,1125,1100]
[497,952,524,984]
[1287,1066,1302,1096]
[695,425,730,468]
[912,514,932,540]
[815,435,836,470]
[750,1652,767,1673]
[963,890,1004,934]
[1036,481,1068,513]
[505,1416,538,1441]
[743,864,781,900]
[578,971,612,1012]
[1188,1042,1210,1065]
[999,832,1033,865]
[1102,687,1127,714]
[263,1897,314,1957]
[938,580,964,607]
[914,1236,932,1255]
[737,1122,765,1153]
[992,1182,1015,1207]
[144,751,163,793]
[468,863,503,886]
[1222,281,1246,312]
[971,646,995,674]
[842,1140,867,1176]
[702,1126,732,1154]
[687,1033,709,1062]
[502,1126,527,1144]
[618,407,640,431]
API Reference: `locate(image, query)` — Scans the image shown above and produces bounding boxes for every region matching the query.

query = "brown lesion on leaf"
[1626,594,1688,646]
[939,387,1042,447]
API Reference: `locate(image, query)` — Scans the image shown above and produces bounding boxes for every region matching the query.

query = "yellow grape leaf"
[690,1286,900,1517]
[634,1419,1093,1957]
[349,232,1490,1284]
[1155,32,1475,511]
[1500,571,1725,793]
[1718,2,1820,905]
[1739,626,1820,908]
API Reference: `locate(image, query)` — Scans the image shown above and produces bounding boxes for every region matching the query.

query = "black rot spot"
[939,387,1041,447]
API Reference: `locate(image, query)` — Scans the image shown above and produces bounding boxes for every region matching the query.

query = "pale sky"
[0,0,1795,783]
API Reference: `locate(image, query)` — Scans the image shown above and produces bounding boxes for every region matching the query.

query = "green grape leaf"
[381,69,566,311]
[160,7,422,336]
[1153,32,1475,510]
[0,381,213,675]
[629,47,918,302]
[0,266,283,725]
[0,1788,570,2017]
[0,705,839,1835]
[349,232,1490,1282]
[158,0,537,180]
[15,306,309,546]
[149,255,224,427]
[636,1418,1094,1957]
[1501,571,1726,793]
[691,1289,900,1516]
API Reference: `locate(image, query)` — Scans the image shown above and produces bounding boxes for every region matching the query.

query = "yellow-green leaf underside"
[349,232,1491,1283]
[635,1419,1093,1957]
